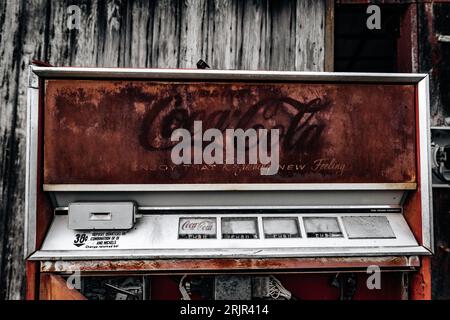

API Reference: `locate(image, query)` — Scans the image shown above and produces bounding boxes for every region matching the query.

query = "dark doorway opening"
[334,4,405,72]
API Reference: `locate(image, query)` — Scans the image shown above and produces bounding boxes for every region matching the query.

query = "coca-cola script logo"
[180,219,215,233]
[139,95,330,154]
[139,92,331,178]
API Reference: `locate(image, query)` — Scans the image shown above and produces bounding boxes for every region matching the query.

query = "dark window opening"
[434,4,450,119]
[334,5,404,72]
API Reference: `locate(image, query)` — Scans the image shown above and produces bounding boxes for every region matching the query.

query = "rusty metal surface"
[40,256,420,273]
[39,273,87,300]
[44,80,416,184]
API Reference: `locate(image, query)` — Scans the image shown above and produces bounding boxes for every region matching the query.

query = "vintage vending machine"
[25,66,432,300]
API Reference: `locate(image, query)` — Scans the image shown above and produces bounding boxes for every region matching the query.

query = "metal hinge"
[28,65,39,89]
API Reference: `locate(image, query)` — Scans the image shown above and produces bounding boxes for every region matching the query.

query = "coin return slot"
[221,218,259,239]
[68,202,136,230]
[263,217,301,239]
[89,212,112,221]
[303,217,343,238]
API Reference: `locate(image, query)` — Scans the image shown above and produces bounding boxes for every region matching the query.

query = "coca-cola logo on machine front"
[44,81,417,185]
[181,220,214,231]
[139,94,334,178]
[178,218,217,239]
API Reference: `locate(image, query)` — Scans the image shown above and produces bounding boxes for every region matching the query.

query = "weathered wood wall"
[0,0,327,299]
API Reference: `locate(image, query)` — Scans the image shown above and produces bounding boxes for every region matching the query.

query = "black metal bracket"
[196,59,211,69]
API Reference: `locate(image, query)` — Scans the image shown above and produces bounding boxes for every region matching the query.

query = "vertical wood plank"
[2,0,328,300]
[179,0,207,68]
[98,0,123,67]
[324,0,334,71]
[0,0,50,300]
[0,0,22,301]
[296,0,326,71]
[240,0,269,70]
[267,0,296,70]
[126,0,155,67]
[151,0,182,68]
[47,0,101,67]
[206,0,240,69]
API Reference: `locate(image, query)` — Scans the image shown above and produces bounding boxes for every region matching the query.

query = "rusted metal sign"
[43,80,416,184]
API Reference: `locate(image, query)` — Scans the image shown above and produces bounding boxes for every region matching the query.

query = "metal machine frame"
[24,67,433,301]
[25,67,433,259]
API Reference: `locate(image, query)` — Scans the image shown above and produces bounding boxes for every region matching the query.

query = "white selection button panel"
[175,215,398,240]
[342,216,395,239]
[263,217,301,239]
[34,211,428,260]
[221,218,259,239]
[304,217,343,238]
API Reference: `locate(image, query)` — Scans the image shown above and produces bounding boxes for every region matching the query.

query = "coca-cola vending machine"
[25,66,432,300]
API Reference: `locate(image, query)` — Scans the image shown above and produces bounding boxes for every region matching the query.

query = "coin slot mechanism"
[89,212,112,221]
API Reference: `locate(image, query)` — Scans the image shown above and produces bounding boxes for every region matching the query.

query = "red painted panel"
[149,273,404,300]
[44,80,416,185]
